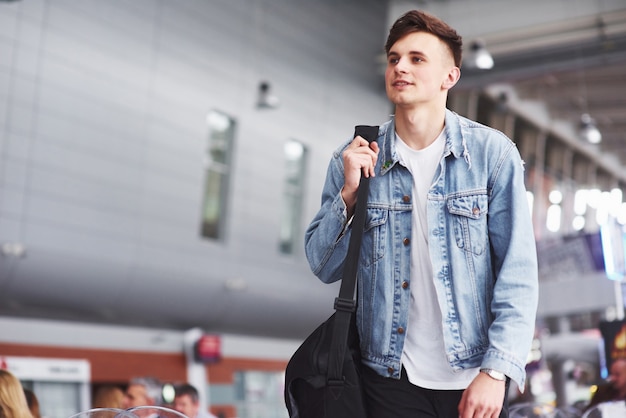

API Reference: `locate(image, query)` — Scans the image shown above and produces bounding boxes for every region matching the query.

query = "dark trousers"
[361,365,509,418]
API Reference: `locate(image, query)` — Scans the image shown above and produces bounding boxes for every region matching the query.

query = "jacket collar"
[378,109,470,176]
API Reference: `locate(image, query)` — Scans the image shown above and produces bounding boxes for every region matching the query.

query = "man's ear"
[442,67,461,90]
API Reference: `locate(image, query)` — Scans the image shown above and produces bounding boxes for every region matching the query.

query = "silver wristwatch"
[480,368,506,381]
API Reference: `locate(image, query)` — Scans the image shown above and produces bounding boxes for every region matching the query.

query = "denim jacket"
[304,109,538,389]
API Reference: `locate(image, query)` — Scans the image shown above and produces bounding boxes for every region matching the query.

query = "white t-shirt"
[395,130,479,390]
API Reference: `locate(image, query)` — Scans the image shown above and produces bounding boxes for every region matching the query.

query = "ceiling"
[456,8,626,169]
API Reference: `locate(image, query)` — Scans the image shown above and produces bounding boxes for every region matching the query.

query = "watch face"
[491,370,505,380]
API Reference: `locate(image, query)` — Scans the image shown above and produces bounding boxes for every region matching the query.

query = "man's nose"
[394,59,408,74]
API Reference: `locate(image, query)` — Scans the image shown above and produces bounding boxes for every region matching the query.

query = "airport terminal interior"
[1,0,626,417]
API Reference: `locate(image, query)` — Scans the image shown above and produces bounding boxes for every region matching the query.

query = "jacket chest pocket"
[362,208,388,267]
[447,194,488,256]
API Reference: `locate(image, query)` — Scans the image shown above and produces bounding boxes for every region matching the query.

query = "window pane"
[201,111,236,240]
[279,140,307,254]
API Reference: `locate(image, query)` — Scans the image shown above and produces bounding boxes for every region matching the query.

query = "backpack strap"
[327,124,379,396]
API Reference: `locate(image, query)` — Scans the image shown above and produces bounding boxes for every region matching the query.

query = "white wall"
[0,0,392,340]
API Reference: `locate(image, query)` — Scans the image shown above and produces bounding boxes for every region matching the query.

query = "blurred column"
[585,164,598,232]
[466,89,481,121]
[615,281,625,320]
[183,328,209,412]
[560,148,575,234]
[532,131,548,239]
[549,359,567,407]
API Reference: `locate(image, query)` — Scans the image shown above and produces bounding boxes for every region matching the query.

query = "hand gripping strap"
[327,125,379,391]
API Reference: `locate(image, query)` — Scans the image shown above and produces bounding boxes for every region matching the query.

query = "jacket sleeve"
[482,140,539,390]
[304,142,354,283]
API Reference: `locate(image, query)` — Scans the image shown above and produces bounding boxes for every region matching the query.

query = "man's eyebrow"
[387,50,426,57]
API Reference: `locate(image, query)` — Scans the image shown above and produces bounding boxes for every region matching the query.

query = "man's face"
[123,384,153,409]
[609,360,626,394]
[384,31,457,109]
[173,394,199,418]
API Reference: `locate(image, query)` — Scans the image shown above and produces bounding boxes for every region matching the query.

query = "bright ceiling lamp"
[465,40,494,70]
[256,81,280,109]
[580,113,602,144]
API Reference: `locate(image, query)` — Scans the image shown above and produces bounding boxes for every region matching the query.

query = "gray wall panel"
[0,0,391,337]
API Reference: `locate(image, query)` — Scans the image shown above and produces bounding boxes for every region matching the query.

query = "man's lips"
[392,80,412,87]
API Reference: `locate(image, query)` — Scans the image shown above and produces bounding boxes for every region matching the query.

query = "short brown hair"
[174,383,199,403]
[385,10,463,68]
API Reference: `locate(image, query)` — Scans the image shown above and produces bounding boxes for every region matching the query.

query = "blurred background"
[1,0,626,417]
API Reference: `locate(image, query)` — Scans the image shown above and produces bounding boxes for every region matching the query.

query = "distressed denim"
[305,109,538,389]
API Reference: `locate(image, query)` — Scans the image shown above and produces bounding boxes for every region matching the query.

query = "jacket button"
[402,195,410,203]
[402,281,409,289]
[387,367,394,374]
[472,207,480,215]
[397,327,404,334]
[403,238,410,245]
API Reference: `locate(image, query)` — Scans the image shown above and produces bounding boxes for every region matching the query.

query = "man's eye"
[388,57,399,64]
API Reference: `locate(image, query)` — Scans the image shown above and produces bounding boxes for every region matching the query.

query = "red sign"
[194,334,221,364]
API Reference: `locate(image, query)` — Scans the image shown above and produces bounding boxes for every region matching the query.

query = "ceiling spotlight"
[579,113,602,144]
[256,81,280,109]
[464,40,494,70]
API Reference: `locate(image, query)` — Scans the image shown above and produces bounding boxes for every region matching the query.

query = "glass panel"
[233,371,288,418]
[201,111,236,240]
[31,381,82,418]
[279,140,307,254]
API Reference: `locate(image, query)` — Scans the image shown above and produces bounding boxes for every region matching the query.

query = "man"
[172,383,217,418]
[123,377,162,417]
[586,358,626,411]
[304,9,538,418]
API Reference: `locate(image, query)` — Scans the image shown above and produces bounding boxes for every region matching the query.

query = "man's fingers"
[348,136,369,148]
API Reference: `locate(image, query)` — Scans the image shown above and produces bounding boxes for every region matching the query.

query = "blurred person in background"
[23,388,41,418]
[123,377,162,417]
[172,384,217,418]
[93,385,125,409]
[585,357,626,411]
[0,369,32,418]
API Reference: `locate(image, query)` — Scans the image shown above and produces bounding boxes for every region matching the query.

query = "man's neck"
[394,105,446,150]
